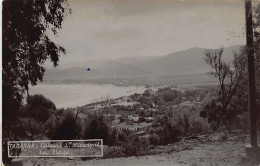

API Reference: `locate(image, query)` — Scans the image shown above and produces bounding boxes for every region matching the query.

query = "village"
[77,85,212,143]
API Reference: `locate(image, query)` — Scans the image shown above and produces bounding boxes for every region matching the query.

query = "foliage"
[161,89,181,102]
[183,114,190,134]
[84,116,113,145]
[28,94,56,122]
[203,48,248,126]
[149,133,160,145]
[122,137,149,156]
[104,146,124,158]
[143,89,151,97]
[2,0,71,139]
[52,112,81,140]
[151,116,181,145]
[253,2,260,72]
[104,137,149,158]
[116,129,131,143]
[2,85,23,139]
[138,96,149,105]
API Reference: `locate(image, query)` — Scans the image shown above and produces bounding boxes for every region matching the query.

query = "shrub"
[123,137,149,156]
[117,129,130,143]
[138,96,149,105]
[163,91,175,102]
[161,89,181,102]
[152,117,182,145]
[104,146,124,158]
[28,94,56,122]
[84,116,113,145]
[52,112,81,140]
[189,120,210,136]
[143,89,151,97]
[149,133,160,145]
[183,114,190,135]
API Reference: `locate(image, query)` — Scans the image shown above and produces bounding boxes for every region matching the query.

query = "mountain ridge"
[43,45,243,85]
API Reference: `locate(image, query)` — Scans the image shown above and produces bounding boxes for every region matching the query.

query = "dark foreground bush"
[84,116,113,145]
[28,94,56,122]
[52,112,81,140]
[149,133,160,145]
[122,137,149,156]
[104,146,124,158]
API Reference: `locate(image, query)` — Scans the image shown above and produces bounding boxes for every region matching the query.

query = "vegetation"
[84,116,113,145]
[2,0,71,140]
[200,2,260,128]
[28,94,56,122]
[52,112,81,140]
[202,48,248,128]
[3,1,260,164]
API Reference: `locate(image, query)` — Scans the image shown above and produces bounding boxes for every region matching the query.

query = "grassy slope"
[22,131,260,166]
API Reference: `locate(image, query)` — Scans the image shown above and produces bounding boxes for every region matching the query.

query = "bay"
[29,83,145,108]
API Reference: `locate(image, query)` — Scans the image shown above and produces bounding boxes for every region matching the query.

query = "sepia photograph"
[2,0,260,165]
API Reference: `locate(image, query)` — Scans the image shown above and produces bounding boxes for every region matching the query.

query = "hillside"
[22,132,258,166]
[43,45,243,85]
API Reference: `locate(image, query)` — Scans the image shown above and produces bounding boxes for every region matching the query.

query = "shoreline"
[29,83,147,109]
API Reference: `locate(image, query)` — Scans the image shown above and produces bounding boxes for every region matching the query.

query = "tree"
[52,113,81,140]
[253,2,260,93]
[202,2,260,127]
[84,116,112,145]
[143,89,151,97]
[2,0,71,139]
[28,94,56,122]
[203,48,248,125]
[162,90,179,102]
[138,96,149,105]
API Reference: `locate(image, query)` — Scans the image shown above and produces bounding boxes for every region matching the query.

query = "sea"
[29,83,146,108]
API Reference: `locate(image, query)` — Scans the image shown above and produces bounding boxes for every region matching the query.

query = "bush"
[52,112,81,140]
[138,96,149,105]
[123,137,149,156]
[104,146,124,158]
[143,89,151,97]
[149,133,160,145]
[84,116,113,145]
[183,114,190,135]
[28,94,56,122]
[161,89,181,102]
[189,120,210,136]
[151,117,182,145]
[116,129,130,143]
[200,96,250,130]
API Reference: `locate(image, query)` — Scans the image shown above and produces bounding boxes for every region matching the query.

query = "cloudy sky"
[48,0,246,68]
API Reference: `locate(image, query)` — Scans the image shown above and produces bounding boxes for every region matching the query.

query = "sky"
[47,0,246,68]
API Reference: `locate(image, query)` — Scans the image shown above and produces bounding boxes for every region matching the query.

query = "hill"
[43,45,243,85]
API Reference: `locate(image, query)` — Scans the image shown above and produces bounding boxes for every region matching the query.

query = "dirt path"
[22,132,259,166]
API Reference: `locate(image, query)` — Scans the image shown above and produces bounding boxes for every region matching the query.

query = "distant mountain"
[135,45,241,76]
[43,45,243,85]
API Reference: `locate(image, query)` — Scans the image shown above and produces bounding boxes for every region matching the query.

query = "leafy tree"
[2,0,71,139]
[202,1,260,127]
[143,89,151,97]
[52,112,81,140]
[138,96,149,105]
[162,90,179,102]
[152,116,181,145]
[202,48,248,125]
[149,133,160,145]
[84,116,112,145]
[28,94,56,122]
[201,1,260,129]
[2,85,23,139]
